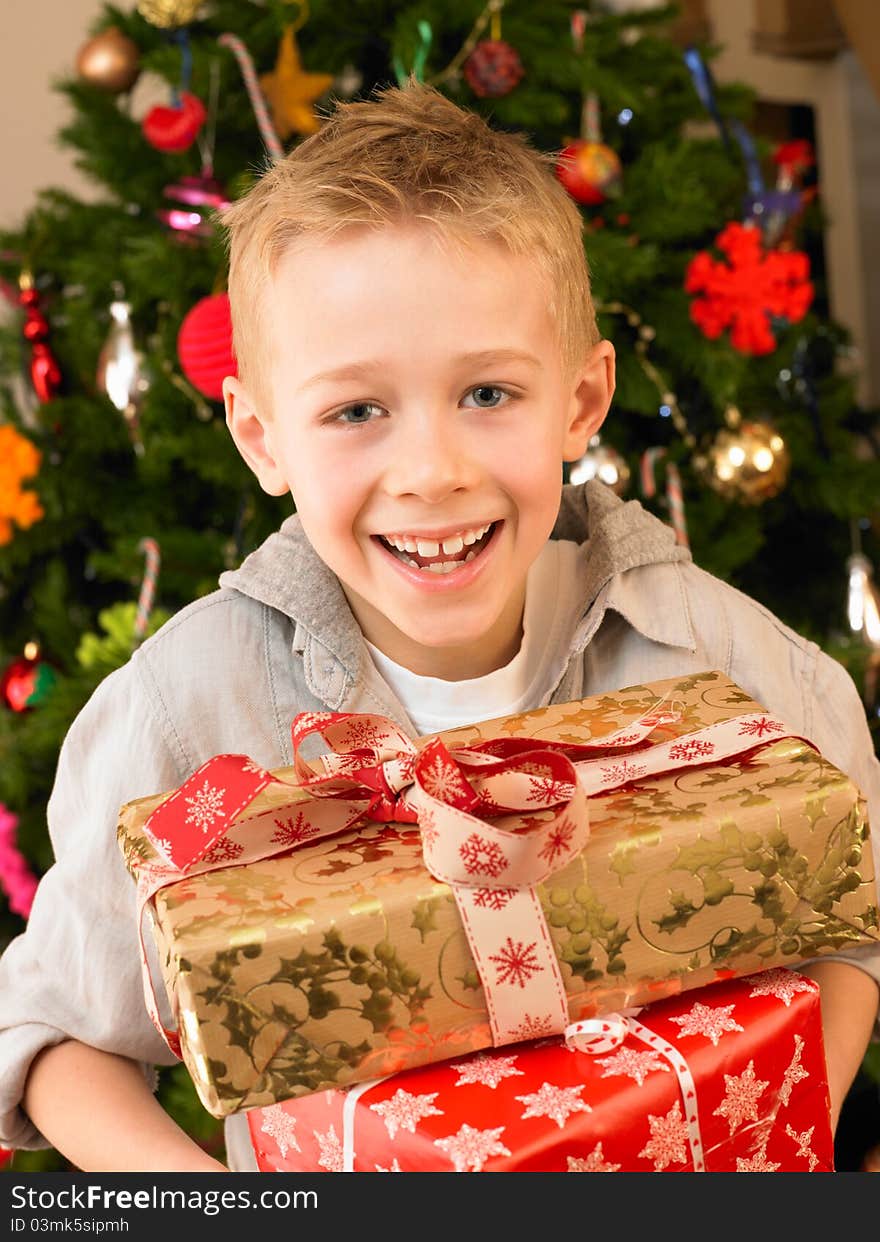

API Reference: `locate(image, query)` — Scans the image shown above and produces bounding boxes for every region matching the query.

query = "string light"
[596,300,696,449]
[425,0,507,88]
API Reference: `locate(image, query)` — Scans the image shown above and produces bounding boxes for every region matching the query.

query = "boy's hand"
[797,959,879,1134]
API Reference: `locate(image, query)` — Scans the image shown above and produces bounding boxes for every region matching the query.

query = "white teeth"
[395,548,479,573]
[382,522,495,553]
[462,523,491,545]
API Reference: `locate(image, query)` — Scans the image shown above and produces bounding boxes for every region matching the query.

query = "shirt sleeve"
[0,656,185,1151]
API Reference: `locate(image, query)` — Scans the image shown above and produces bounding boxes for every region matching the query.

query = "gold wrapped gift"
[117,670,879,1118]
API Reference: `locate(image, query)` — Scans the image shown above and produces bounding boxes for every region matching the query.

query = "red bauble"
[142,92,207,153]
[17,280,62,403]
[462,39,524,98]
[1,654,57,713]
[177,293,236,401]
[30,345,63,404]
[555,141,622,206]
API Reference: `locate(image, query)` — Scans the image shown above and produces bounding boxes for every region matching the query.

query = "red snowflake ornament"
[773,139,815,178]
[462,39,524,98]
[684,221,813,355]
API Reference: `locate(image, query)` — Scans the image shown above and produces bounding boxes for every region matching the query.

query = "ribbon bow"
[134,700,796,1060]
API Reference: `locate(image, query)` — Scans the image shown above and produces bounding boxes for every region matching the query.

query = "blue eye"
[334,402,383,425]
[463,385,510,408]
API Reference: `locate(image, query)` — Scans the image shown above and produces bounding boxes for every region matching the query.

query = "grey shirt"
[1,480,878,1162]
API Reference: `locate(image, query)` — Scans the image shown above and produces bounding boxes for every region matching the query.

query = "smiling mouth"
[375,521,499,574]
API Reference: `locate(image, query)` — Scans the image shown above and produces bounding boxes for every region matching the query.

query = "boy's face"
[225,222,614,680]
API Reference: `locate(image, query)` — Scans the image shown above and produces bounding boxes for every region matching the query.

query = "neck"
[348,587,526,681]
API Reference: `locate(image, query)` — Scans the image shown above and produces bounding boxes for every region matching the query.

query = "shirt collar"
[552,480,695,652]
[219,480,696,681]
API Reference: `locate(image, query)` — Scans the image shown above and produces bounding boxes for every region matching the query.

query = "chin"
[399,624,487,651]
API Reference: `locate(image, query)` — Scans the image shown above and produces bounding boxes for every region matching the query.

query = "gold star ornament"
[260,25,334,139]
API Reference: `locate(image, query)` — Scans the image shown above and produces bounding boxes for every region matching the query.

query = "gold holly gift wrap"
[117,670,879,1118]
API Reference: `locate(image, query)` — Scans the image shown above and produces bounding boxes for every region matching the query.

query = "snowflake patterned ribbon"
[134,702,802,1058]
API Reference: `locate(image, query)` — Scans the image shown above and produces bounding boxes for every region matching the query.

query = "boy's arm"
[796,960,880,1133]
[785,649,880,1132]
[24,1041,226,1172]
[0,660,209,1164]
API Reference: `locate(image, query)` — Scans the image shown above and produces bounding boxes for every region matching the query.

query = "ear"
[222,376,290,497]
[561,339,616,463]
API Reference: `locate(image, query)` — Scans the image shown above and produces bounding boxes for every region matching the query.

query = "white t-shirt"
[364,538,587,734]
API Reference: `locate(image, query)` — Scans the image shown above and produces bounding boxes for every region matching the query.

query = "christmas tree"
[2,0,878,1169]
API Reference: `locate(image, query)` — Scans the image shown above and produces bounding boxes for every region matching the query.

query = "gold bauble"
[76,28,141,94]
[699,411,790,504]
[568,434,631,496]
[136,0,205,29]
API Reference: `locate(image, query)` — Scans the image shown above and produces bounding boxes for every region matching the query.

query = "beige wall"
[1,0,107,229]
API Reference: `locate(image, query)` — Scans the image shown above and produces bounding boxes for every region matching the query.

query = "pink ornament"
[0,803,38,919]
[158,172,231,239]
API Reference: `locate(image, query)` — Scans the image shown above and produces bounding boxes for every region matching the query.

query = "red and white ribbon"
[565,1013,706,1171]
[133,701,799,1059]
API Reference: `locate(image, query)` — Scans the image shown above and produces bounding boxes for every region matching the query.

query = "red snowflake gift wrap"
[248,970,834,1173]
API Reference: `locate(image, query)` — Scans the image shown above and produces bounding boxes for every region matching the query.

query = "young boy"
[1,79,878,1174]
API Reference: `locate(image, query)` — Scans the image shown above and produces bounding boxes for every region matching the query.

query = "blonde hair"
[220,76,598,402]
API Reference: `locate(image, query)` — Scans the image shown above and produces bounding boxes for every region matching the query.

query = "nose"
[383,406,481,502]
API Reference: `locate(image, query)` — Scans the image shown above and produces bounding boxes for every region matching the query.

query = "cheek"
[285,437,373,544]
[490,423,564,500]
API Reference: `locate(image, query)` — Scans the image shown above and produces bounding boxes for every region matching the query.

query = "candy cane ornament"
[641,448,689,550]
[135,537,161,642]
[217,32,284,162]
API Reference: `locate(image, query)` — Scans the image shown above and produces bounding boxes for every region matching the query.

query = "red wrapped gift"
[247,969,834,1172]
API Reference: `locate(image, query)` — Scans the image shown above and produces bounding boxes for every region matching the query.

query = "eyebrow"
[297,348,543,393]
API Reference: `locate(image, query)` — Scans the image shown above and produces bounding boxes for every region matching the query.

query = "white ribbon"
[565,1013,707,1171]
